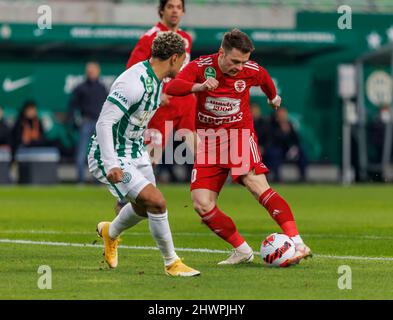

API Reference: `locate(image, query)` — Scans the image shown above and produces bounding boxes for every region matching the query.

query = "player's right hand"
[160,93,172,106]
[107,167,123,184]
[192,78,219,92]
[268,95,282,110]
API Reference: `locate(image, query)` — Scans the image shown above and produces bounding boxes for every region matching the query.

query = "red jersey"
[126,22,193,77]
[170,53,277,131]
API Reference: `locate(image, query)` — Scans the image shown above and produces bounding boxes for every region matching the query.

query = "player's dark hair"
[151,31,185,60]
[221,28,255,54]
[158,0,185,18]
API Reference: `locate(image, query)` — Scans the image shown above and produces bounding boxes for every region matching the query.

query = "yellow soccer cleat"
[96,221,119,268]
[165,259,201,277]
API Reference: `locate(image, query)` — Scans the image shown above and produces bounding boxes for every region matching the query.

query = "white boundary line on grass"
[1,238,393,262]
[1,229,393,241]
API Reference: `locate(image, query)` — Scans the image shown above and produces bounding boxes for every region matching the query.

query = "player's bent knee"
[141,195,166,214]
[242,173,270,198]
[193,198,215,215]
[148,197,167,214]
[136,184,167,214]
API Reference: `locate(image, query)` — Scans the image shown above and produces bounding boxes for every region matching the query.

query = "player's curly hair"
[158,0,185,18]
[151,31,186,60]
[221,28,255,54]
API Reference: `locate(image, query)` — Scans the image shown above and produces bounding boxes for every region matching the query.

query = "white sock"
[235,242,253,254]
[291,235,304,246]
[109,203,146,239]
[147,211,179,266]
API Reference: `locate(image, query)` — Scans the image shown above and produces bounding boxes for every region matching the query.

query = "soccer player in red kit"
[166,29,312,266]
[126,0,196,152]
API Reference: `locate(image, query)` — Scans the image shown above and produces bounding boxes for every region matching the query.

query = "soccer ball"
[260,233,295,267]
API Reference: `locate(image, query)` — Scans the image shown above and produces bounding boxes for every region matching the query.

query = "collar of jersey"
[156,22,168,32]
[156,22,182,33]
[143,60,160,84]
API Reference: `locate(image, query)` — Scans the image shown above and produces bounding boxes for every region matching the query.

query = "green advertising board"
[1,10,392,164]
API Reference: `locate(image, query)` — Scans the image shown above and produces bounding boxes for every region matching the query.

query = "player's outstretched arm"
[166,77,219,96]
[257,65,281,110]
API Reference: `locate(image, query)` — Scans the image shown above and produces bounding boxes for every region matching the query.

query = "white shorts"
[88,151,156,202]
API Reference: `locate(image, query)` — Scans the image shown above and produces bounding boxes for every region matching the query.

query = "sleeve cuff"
[268,95,279,104]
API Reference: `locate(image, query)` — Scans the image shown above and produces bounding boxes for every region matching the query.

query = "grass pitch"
[1,184,393,300]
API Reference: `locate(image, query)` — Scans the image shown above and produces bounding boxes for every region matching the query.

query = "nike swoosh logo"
[272,209,281,217]
[3,76,33,92]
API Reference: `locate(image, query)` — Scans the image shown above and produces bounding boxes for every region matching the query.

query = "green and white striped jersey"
[88,60,163,173]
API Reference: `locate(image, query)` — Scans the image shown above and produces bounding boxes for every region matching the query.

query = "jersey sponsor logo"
[272,209,281,217]
[145,76,154,93]
[121,172,132,184]
[234,80,246,93]
[130,110,153,127]
[205,97,241,116]
[204,66,216,79]
[198,112,243,125]
[112,91,129,106]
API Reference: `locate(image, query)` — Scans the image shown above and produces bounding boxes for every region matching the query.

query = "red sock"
[199,206,245,248]
[259,188,299,237]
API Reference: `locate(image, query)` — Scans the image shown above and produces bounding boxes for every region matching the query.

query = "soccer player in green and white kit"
[88,32,200,276]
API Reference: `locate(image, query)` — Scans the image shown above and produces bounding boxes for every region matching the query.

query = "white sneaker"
[287,243,312,265]
[218,250,254,265]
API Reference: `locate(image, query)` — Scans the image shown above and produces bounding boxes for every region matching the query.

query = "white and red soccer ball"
[260,233,295,267]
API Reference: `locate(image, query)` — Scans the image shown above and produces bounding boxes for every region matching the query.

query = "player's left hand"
[268,95,282,110]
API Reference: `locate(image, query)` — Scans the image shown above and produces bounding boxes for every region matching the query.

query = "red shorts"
[147,95,196,148]
[190,132,269,193]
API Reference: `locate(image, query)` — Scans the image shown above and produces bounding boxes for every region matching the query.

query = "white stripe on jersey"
[197,62,214,67]
[196,58,212,64]
[197,62,213,67]
[145,26,160,37]
[197,57,212,63]
[246,61,258,67]
[244,64,259,72]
